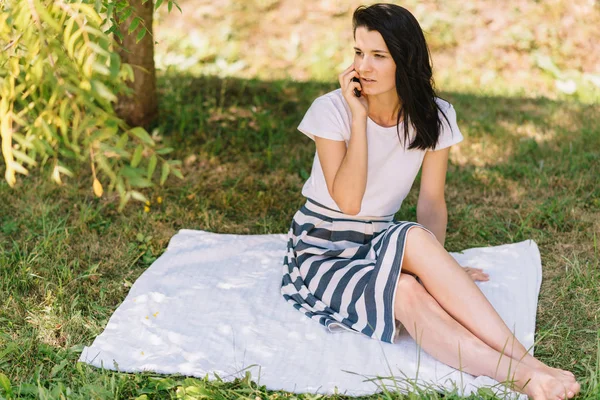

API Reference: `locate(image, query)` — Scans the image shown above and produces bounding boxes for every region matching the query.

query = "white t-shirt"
[297,88,463,217]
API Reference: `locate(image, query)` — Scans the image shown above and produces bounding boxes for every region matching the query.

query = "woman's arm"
[416,147,450,246]
[312,64,371,215]
[315,116,368,215]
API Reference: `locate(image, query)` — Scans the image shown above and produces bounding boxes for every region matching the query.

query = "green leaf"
[57,165,74,177]
[109,52,121,80]
[90,80,117,103]
[49,359,69,378]
[171,168,183,180]
[136,28,147,44]
[98,143,130,158]
[154,0,165,11]
[115,178,126,197]
[147,154,157,179]
[116,133,128,149]
[90,127,118,142]
[154,378,176,391]
[155,147,173,155]
[63,15,76,46]
[33,0,61,32]
[129,127,154,146]
[116,1,128,12]
[12,149,37,166]
[11,133,35,150]
[118,191,132,212]
[87,41,110,57]
[70,2,102,25]
[113,29,124,43]
[92,62,110,76]
[131,144,143,167]
[96,154,118,182]
[67,28,85,58]
[120,63,134,82]
[10,161,29,176]
[128,17,141,34]
[168,1,173,12]
[160,162,170,185]
[0,373,12,397]
[119,6,133,22]
[130,190,149,203]
[9,57,19,77]
[121,166,153,188]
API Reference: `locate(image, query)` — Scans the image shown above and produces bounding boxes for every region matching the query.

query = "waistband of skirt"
[304,198,395,222]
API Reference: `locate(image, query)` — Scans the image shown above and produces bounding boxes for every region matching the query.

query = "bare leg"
[400,228,578,388]
[394,273,579,400]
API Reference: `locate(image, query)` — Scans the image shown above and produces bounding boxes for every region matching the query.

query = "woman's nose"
[357,60,372,75]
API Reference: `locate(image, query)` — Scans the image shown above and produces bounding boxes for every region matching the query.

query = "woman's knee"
[402,226,440,275]
[405,226,436,251]
[394,273,440,324]
[394,273,427,314]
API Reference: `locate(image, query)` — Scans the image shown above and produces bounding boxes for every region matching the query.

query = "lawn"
[1,0,599,398]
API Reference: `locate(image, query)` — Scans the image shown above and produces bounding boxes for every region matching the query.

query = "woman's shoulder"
[298,88,351,142]
[312,88,351,116]
[434,96,454,113]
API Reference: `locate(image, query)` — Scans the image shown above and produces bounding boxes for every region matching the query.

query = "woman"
[280,4,580,400]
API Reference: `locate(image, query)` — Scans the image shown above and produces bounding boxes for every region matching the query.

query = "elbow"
[332,194,362,215]
[340,204,361,215]
[329,187,362,215]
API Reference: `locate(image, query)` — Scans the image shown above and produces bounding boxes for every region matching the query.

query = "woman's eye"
[354,51,384,58]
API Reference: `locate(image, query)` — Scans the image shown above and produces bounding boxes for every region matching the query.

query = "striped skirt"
[280,198,433,344]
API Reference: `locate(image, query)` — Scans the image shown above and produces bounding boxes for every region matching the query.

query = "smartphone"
[351,77,361,97]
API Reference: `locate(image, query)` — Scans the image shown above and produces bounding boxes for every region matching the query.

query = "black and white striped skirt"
[281,198,434,344]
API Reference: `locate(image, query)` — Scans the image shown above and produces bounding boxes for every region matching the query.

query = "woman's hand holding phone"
[338,64,369,118]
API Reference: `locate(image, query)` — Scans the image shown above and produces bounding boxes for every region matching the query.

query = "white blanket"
[79,229,542,399]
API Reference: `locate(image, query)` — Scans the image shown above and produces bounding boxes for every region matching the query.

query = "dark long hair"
[352,3,452,150]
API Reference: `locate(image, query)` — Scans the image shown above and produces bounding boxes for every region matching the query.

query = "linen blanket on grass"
[79,229,542,399]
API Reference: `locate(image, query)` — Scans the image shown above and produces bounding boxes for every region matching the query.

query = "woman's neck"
[366,90,402,125]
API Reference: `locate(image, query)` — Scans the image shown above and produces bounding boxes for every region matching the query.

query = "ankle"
[493,357,530,385]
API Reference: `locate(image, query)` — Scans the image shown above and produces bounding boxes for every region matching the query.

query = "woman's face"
[353,26,397,97]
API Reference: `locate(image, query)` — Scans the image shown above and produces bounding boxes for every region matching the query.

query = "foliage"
[0,0,182,211]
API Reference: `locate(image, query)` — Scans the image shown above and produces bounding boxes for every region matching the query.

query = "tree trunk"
[114,0,158,129]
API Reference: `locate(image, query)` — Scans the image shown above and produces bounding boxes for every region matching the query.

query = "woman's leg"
[400,228,578,383]
[394,273,578,400]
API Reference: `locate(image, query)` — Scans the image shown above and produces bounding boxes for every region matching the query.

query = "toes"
[570,381,581,395]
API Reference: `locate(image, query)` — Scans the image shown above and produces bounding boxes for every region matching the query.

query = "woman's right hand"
[338,64,369,119]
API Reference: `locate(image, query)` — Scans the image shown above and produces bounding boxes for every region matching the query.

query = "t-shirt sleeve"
[297,96,346,142]
[433,103,464,151]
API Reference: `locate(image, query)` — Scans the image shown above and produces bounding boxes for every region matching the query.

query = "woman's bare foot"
[509,365,579,400]
[517,354,580,396]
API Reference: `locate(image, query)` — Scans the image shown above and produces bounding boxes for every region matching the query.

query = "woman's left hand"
[462,266,489,282]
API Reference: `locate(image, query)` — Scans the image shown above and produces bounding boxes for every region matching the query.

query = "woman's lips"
[361,78,376,83]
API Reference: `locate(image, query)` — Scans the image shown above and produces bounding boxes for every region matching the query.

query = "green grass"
[0,72,599,399]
